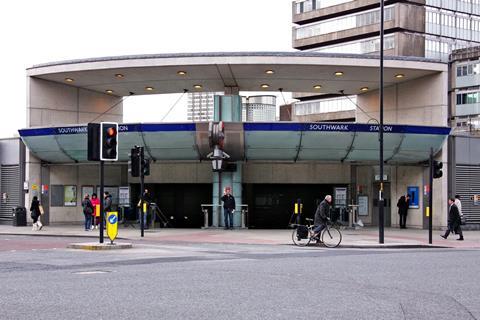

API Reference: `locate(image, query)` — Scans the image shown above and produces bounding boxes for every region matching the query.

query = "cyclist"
[312,195,332,241]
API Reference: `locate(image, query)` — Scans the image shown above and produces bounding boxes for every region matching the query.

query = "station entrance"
[130,183,212,228]
[244,184,344,229]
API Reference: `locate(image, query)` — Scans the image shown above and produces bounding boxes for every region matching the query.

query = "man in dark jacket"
[312,195,332,238]
[220,187,235,230]
[441,197,464,240]
[397,194,410,229]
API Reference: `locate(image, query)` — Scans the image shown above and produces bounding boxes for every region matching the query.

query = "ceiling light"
[260,84,270,88]
[177,71,187,75]
[145,86,154,91]
[395,73,405,79]
[115,74,124,79]
[334,71,344,76]
[313,85,322,90]
[265,70,275,74]
[65,78,74,82]
[105,89,114,94]
[193,84,202,89]
[360,87,369,92]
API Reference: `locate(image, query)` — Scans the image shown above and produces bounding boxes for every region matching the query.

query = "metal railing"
[200,204,248,229]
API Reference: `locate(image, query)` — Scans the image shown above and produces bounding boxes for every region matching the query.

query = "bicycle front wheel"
[292,228,312,246]
[321,227,342,248]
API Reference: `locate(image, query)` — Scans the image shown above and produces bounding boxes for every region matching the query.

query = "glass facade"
[426,8,480,41]
[295,0,353,14]
[295,6,394,40]
[311,35,395,54]
[294,96,356,116]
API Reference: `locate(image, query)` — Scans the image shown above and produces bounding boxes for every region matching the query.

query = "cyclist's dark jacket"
[314,199,330,226]
[221,194,236,210]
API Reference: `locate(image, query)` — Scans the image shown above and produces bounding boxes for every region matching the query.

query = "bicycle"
[291,218,342,248]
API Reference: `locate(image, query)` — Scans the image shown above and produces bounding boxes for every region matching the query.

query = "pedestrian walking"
[220,187,235,230]
[30,196,43,231]
[103,192,113,228]
[82,194,93,231]
[441,197,464,241]
[397,194,410,229]
[90,193,100,229]
[455,194,465,225]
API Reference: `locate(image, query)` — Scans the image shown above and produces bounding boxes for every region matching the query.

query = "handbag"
[460,215,466,225]
[39,205,44,215]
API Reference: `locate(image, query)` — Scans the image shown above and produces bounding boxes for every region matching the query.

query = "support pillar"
[211,94,243,228]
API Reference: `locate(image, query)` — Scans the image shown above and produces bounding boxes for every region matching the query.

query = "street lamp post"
[379,0,385,244]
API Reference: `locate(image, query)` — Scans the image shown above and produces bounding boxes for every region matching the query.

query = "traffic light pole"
[429,149,433,244]
[99,160,104,244]
[140,147,145,238]
[379,0,385,244]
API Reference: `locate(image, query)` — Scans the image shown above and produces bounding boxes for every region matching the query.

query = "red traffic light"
[106,127,116,137]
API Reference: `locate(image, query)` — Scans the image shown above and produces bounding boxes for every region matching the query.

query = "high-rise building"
[242,95,277,121]
[187,92,221,122]
[292,0,480,61]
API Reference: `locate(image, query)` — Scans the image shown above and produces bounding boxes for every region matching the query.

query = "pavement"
[1,223,479,248]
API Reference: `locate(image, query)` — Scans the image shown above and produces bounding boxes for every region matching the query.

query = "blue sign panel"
[407,186,419,208]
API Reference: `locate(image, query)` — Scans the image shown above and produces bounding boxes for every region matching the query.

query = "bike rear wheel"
[292,228,312,246]
[321,227,342,248]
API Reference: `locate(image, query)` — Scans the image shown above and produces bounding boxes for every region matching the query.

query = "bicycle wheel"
[292,227,312,246]
[321,227,342,248]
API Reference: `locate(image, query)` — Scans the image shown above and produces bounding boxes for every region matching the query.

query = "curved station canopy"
[27,52,446,96]
[19,122,450,164]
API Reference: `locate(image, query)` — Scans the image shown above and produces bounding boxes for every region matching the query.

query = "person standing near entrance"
[30,196,43,231]
[397,194,410,229]
[221,187,235,230]
[82,194,93,231]
[90,193,100,229]
[103,191,112,228]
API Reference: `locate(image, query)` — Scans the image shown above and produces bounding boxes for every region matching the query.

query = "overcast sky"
[0,0,295,138]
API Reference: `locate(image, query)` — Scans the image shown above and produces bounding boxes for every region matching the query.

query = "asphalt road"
[0,235,479,320]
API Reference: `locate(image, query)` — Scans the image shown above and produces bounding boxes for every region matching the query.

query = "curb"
[0,232,129,240]
[67,242,133,250]
[338,244,450,249]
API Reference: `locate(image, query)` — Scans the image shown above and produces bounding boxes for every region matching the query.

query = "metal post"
[379,0,385,244]
[99,161,104,244]
[140,147,145,237]
[429,149,433,244]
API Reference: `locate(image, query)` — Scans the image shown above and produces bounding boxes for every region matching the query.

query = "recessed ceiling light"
[145,86,154,91]
[334,71,344,76]
[313,85,322,90]
[115,74,124,79]
[65,78,74,82]
[193,84,202,89]
[177,71,187,75]
[395,73,405,79]
[360,87,369,92]
[105,89,114,94]
[265,70,275,74]
[260,84,270,88]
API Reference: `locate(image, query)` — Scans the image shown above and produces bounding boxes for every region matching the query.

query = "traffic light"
[100,122,118,161]
[433,160,443,179]
[143,158,150,176]
[87,123,100,161]
[129,147,140,177]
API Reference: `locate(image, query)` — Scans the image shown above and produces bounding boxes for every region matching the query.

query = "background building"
[187,92,220,121]
[449,46,480,225]
[292,0,480,60]
[242,95,277,121]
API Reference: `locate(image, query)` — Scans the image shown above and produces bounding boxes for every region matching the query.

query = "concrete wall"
[243,162,350,184]
[47,164,125,223]
[26,76,124,223]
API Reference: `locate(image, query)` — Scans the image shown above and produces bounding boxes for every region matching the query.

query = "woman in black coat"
[397,195,410,229]
[30,196,42,231]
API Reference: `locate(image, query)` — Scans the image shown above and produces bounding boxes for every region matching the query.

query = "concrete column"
[211,95,243,228]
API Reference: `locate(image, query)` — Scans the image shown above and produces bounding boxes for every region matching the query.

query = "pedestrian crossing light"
[433,160,443,179]
[100,122,118,161]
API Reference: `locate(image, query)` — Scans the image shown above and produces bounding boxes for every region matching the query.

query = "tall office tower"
[187,92,221,122]
[242,95,277,121]
[292,0,480,61]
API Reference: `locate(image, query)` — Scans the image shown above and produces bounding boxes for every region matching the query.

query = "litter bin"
[12,206,27,226]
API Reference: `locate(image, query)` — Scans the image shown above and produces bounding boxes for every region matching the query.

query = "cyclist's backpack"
[297,225,308,239]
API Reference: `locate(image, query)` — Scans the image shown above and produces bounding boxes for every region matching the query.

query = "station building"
[10,52,455,230]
